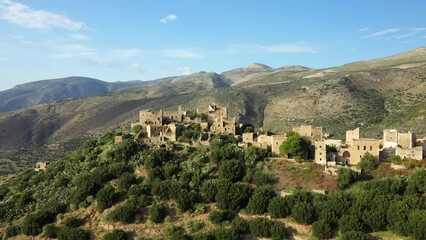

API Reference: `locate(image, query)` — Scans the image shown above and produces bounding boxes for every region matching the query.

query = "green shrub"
[340,231,368,240]
[64,216,84,228]
[408,210,426,240]
[270,221,291,240]
[152,180,183,200]
[244,170,275,185]
[409,169,426,193]
[192,232,215,240]
[246,187,276,215]
[185,220,205,233]
[231,217,250,234]
[3,224,20,239]
[312,220,332,239]
[337,168,358,189]
[176,189,199,212]
[245,146,268,164]
[117,172,138,191]
[387,200,410,236]
[132,125,143,134]
[218,160,246,182]
[358,152,378,170]
[211,227,240,240]
[71,173,102,205]
[0,186,9,201]
[108,162,133,178]
[292,202,317,224]
[208,210,236,224]
[44,224,58,238]
[102,229,128,240]
[268,197,291,218]
[21,210,57,236]
[107,139,140,162]
[57,227,91,240]
[165,226,191,240]
[128,183,151,196]
[388,155,401,162]
[249,218,272,237]
[135,194,153,208]
[107,201,138,224]
[96,185,116,212]
[200,179,222,203]
[216,182,252,211]
[149,204,167,223]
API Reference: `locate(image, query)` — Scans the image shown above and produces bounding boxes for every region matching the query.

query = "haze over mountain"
[0,47,425,153]
[0,77,149,112]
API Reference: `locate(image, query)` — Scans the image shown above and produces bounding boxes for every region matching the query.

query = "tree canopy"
[279,135,310,159]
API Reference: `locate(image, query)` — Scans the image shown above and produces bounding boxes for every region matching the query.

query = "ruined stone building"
[240,132,287,156]
[147,123,183,142]
[382,129,423,160]
[131,106,186,142]
[314,140,327,165]
[114,134,131,144]
[208,104,228,121]
[208,104,237,135]
[210,117,237,135]
[271,135,287,156]
[292,125,323,142]
[162,106,185,123]
[131,104,239,143]
[139,109,163,126]
[35,161,49,171]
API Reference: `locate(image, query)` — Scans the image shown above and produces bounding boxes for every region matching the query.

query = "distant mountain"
[221,63,273,83]
[334,46,426,72]
[0,47,425,153]
[0,77,146,112]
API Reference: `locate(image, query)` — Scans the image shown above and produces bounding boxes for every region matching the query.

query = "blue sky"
[0,0,425,91]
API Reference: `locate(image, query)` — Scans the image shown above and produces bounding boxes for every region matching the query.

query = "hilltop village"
[113,104,426,174]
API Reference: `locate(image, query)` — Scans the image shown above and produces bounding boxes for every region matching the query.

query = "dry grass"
[272,159,337,192]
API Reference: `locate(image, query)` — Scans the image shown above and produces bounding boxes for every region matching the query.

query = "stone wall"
[383,129,398,148]
[396,146,423,160]
[345,127,360,146]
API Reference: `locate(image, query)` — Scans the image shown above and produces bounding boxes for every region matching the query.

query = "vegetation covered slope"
[0,134,425,240]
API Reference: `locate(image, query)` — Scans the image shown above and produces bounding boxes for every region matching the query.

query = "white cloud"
[160,14,177,24]
[0,0,85,30]
[176,66,193,75]
[163,49,201,58]
[409,27,426,33]
[70,34,88,41]
[362,28,400,39]
[393,34,412,39]
[132,63,143,73]
[224,42,321,54]
[359,27,370,32]
[111,48,142,58]
[52,44,97,58]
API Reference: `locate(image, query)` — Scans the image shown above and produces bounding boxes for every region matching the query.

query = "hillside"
[0,133,425,239]
[0,77,147,113]
[0,47,425,166]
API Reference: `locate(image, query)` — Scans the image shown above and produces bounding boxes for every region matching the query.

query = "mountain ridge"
[0,76,147,113]
[0,47,425,154]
